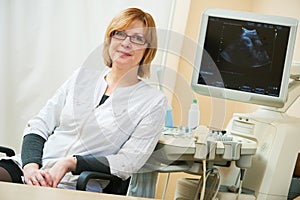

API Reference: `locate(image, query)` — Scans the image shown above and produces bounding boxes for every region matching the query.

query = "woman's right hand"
[23,163,53,187]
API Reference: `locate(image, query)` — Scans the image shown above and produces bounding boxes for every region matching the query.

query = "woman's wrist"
[66,156,77,172]
[23,162,39,170]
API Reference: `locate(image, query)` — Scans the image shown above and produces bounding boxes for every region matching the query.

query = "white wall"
[0,1,9,147]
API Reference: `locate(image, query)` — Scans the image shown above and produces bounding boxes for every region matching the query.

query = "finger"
[46,170,60,188]
[25,178,34,185]
[24,176,35,186]
[51,179,59,188]
[31,177,41,186]
[40,171,53,187]
[35,174,48,187]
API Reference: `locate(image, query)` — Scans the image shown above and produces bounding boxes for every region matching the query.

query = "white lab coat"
[20,66,167,189]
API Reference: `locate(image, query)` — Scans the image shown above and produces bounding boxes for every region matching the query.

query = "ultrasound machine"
[145,9,300,200]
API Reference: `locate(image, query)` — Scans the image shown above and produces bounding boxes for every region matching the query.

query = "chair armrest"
[76,171,120,191]
[0,146,15,157]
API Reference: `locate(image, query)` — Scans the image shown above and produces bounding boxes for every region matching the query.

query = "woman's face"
[109,20,148,71]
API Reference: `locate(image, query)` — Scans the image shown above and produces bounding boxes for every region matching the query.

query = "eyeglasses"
[112,31,147,45]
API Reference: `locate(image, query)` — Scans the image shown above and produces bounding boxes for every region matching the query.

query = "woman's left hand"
[48,157,77,188]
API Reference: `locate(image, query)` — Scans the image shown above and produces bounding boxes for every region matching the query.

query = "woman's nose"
[121,36,132,48]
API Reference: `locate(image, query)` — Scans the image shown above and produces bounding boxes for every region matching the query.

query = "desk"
[0,182,157,200]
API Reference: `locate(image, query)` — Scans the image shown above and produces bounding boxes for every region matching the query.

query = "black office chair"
[0,145,130,195]
[0,146,15,157]
[76,171,130,195]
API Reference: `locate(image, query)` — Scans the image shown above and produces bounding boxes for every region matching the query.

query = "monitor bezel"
[191,8,298,108]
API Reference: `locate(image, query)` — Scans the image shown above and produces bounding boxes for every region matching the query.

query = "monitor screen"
[191,9,298,108]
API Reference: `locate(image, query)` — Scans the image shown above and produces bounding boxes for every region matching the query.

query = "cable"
[161,172,170,200]
[210,169,221,200]
[193,167,220,200]
[200,160,207,200]
[193,160,206,200]
[193,177,202,200]
[236,168,246,200]
[205,169,220,200]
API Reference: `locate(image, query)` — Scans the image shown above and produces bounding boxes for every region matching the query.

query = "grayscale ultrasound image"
[220,28,271,68]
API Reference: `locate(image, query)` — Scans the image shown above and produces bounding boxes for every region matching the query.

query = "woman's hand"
[47,157,77,188]
[23,163,53,187]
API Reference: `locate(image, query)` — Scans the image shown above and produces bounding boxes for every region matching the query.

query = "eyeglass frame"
[111,31,148,45]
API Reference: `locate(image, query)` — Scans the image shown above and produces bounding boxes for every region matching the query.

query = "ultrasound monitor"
[191,9,298,108]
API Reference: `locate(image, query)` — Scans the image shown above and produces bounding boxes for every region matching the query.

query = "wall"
[155,0,300,199]
[252,0,300,117]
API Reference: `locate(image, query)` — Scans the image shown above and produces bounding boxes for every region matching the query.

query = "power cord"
[200,160,207,200]
[236,168,246,200]
[194,160,207,200]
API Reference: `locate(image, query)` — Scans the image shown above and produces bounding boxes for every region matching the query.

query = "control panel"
[157,126,257,168]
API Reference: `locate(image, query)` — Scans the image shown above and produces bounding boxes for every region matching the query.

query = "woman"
[0,7,167,191]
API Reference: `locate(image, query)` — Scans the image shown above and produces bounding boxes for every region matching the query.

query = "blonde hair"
[102,8,157,78]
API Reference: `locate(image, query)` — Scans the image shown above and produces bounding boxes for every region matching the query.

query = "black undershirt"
[99,94,109,106]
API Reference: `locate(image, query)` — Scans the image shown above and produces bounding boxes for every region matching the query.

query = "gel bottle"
[188,99,200,134]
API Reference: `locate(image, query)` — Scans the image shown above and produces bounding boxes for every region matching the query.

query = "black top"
[99,94,109,106]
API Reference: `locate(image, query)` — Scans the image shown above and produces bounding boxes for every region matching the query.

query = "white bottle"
[188,99,200,133]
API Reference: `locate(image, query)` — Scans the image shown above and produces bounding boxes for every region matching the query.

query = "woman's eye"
[116,31,126,38]
[133,35,145,42]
